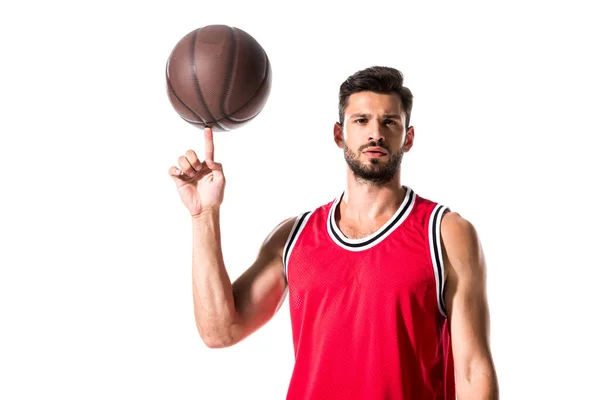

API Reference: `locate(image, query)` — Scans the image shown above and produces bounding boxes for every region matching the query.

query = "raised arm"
[169,127,295,349]
[441,211,499,399]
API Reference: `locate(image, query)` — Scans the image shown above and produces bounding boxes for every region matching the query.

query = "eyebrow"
[348,113,403,119]
[349,113,370,119]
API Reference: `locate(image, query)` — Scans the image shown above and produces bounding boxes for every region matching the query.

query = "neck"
[340,168,406,221]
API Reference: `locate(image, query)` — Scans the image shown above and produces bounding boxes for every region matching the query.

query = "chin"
[365,158,386,166]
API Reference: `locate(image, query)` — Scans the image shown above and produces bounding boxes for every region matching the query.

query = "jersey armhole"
[282,211,312,283]
[429,204,450,318]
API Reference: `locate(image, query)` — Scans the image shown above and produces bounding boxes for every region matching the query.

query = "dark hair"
[338,66,413,129]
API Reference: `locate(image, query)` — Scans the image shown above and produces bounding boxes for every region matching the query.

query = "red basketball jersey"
[283,186,455,400]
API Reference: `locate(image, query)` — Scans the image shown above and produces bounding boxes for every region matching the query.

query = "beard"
[343,141,404,185]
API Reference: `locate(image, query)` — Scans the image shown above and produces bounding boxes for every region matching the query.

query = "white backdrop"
[1,0,598,398]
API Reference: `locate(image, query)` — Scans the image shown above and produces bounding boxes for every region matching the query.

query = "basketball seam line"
[191,28,228,131]
[166,74,206,125]
[181,113,260,125]
[224,51,270,122]
[221,26,237,123]
[218,50,270,124]
[166,47,206,125]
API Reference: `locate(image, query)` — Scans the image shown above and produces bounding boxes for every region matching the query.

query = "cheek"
[342,135,360,150]
[342,126,365,144]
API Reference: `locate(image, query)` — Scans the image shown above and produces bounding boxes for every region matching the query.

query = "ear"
[403,126,415,152]
[333,122,344,149]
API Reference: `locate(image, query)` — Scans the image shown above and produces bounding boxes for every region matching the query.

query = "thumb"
[205,159,225,182]
[205,159,223,172]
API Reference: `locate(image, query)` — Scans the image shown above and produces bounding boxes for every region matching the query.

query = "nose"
[368,123,385,143]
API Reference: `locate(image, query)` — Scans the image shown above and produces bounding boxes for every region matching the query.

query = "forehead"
[345,91,405,115]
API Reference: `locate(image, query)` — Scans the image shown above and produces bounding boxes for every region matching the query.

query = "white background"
[1,0,598,398]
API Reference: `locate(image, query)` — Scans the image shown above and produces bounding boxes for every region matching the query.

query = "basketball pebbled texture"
[166,25,272,131]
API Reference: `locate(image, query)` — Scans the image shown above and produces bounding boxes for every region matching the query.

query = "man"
[168,66,499,399]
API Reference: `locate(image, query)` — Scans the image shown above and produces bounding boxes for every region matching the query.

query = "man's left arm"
[441,211,499,399]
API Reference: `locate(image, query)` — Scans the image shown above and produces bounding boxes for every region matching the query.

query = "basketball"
[165,25,272,132]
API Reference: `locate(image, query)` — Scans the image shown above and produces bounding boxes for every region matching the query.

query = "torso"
[282,186,455,400]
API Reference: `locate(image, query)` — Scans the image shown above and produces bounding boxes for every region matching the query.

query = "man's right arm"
[191,210,296,348]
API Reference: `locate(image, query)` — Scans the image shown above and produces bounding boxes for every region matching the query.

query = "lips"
[363,147,388,155]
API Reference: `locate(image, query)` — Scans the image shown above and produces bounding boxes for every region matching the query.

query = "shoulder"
[263,194,339,253]
[440,212,480,249]
[261,209,314,256]
[440,211,485,278]
[261,216,299,257]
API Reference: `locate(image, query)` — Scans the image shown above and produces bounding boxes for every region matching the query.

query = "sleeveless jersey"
[282,186,455,400]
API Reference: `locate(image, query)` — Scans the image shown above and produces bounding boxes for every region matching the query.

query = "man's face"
[334,91,414,185]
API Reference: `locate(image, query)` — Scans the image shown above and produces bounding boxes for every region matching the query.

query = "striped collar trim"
[327,186,416,252]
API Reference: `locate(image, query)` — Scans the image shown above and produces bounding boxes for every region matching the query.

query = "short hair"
[338,66,413,129]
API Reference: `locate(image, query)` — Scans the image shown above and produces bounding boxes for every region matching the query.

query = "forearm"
[191,208,237,347]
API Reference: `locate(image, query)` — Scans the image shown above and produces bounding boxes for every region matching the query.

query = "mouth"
[362,148,388,157]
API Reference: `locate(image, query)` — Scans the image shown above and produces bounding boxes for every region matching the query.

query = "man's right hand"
[169,127,225,217]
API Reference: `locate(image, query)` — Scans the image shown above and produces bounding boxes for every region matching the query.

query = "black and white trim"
[327,187,416,252]
[429,203,449,317]
[283,211,312,281]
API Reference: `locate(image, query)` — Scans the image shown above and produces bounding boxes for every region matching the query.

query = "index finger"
[204,126,214,161]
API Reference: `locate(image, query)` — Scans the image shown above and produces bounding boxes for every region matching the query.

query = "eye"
[354,118,367,124]
[384,119,397,126]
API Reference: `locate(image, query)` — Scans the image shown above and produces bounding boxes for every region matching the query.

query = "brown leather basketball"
[165,25,272,131]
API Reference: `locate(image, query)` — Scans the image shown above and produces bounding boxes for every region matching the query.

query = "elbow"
[201,334,234,349]
[456,363,499,399]
[197,324,237,349]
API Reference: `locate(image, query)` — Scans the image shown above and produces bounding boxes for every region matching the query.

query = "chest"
[287,233,436,301]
